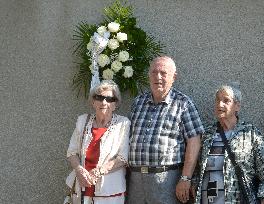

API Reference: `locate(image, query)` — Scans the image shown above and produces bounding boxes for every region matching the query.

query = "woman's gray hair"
[88,80,121,107]
[216,85,242,103]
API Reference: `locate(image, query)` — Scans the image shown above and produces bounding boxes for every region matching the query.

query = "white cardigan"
[66,113,130,199]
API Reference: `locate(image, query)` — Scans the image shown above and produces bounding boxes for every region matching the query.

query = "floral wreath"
[72,0,164,97]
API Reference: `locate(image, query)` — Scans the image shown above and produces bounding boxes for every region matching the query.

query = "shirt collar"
[145,89,173,105]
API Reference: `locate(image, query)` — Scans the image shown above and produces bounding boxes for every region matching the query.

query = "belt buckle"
[141,166,149,174]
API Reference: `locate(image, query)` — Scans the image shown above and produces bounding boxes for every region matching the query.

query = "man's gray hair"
[88,80,121,107]
[216,85,242,103]
[149,56,177,73]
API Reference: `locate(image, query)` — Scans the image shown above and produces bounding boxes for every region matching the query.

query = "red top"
[84,127,107,196]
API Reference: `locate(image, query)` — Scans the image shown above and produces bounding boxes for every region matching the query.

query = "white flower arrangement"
[73,0,164,97]
[86,21,134,81]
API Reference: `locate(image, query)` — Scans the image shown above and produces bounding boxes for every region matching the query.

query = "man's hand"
[176,180,191,203]
[190,185,196,200]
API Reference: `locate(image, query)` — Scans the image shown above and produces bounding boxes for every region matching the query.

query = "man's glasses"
[93,94,117,103]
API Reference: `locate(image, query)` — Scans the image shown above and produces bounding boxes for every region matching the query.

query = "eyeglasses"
[93,94,117,103]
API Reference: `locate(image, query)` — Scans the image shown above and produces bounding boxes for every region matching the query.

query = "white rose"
[87,41,93,51]
[111,60,123,72]
[89,64,94,74]
[97,54,110,67]
[123,66,134,78]
[118,51,129,62]
[116,32,127,42]
[108,39,119,50]
[102,69,114,80]
[107,22,120,32]
[97,26,107,36]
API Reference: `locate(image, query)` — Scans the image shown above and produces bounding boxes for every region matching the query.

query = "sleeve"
[117,118,131,162]
[66,118,83,158]
[181,100,205,139]
[255,130,264,199]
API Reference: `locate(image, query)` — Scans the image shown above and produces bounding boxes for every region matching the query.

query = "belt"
[130,164,183,174]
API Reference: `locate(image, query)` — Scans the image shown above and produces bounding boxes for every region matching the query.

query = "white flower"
[123,66,134,78]
[111,60,123,72]
[116,32,127,42]
[118,51,129,62]
[97,26,107,36]
[87,41,93,51]
[102,69,114,80]
[89,64,96,74]
[107,22,120,32]
[97,54,110,67]
[108,39,119,50]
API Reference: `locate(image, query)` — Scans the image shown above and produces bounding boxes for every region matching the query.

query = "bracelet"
[180,175,191,182]
[99,167,105,176]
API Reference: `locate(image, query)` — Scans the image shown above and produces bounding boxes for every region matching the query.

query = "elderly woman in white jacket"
[66,80,130,204]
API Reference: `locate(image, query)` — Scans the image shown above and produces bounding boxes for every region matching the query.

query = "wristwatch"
[180,175,191,182]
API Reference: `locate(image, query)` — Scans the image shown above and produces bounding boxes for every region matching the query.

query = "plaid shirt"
[129,88,204,166]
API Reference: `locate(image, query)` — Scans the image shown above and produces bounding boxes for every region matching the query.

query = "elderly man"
[128,56,204,204]
[194,85,264,204]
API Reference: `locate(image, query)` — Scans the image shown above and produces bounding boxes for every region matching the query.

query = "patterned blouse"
[194,122,264,203]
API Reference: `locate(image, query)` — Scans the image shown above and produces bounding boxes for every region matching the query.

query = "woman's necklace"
[93,118,111,128]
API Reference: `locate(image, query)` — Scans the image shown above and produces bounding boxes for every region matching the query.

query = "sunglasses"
[93,94,117,103]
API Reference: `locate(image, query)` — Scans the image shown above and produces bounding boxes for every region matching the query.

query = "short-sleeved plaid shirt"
[129,88,204,167]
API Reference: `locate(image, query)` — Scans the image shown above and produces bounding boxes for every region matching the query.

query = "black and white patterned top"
[195,122,264,204]
[201,131,238,203]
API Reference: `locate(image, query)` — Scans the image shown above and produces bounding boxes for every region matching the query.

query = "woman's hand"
[75,166,93,187]
[88,168,102,185]
[98,155,127,175]
[99,160,115,175]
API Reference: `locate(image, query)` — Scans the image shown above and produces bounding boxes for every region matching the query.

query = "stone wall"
[0,0,263,203]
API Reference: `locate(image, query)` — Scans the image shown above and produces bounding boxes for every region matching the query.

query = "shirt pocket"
[161,115,181,140]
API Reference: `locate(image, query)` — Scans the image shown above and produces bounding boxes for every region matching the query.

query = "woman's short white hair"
[89,80,121,107]
[216,85,242,103]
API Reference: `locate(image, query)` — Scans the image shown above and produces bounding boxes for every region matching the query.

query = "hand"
[261,199,264,204]
[176,180,191,203]
[75,166,92,187]
[88,168,102,185]
[189,185,196,201]
[99,160,115,175]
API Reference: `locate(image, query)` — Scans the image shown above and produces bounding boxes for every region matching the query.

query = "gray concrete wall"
[0,0,263,203]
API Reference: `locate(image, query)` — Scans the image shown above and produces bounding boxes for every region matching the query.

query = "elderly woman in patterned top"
[65,80,130,204]
[194,85,264,204]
